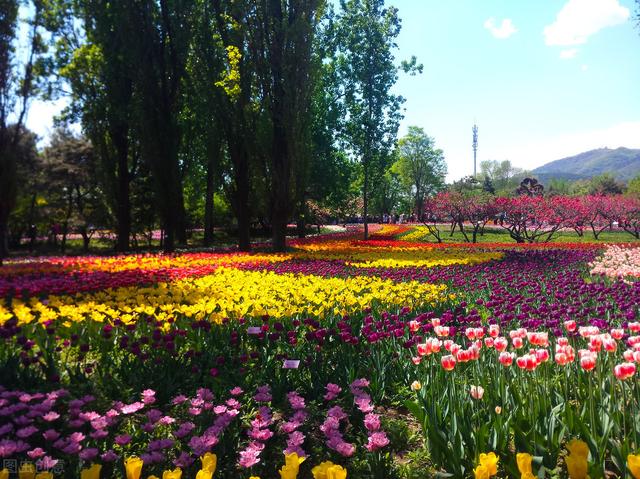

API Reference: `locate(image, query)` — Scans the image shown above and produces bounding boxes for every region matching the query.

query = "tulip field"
[1,226,640,478]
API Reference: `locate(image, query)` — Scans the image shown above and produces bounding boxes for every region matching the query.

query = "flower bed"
[0,227,639,478]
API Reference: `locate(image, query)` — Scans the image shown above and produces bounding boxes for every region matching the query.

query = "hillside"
[532,147,640,182]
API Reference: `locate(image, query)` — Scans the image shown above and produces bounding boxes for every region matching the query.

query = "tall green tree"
[6,127,40,249]
[181,0,228,246]
[42,128,107,252]
[393,126,446,219]
[125,0,197,252]
[52,0,136,252]
[0,0,45,264]
[627,174,640,198]
[479,159,525,195]
[212,0,257,251]
[247,0,323,251]
[334,0,419,239]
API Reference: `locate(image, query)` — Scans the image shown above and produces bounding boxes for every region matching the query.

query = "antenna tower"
[472,123,478,177]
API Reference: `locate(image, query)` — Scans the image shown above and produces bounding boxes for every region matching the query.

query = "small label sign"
[247,327,261,335]
[282,359,300,369]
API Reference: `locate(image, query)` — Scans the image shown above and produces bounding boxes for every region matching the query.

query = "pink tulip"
[494,337,508,352]
[614,362,636,380]
[498,352,514,367]
[470,385,484,400]
[441,355,456,371]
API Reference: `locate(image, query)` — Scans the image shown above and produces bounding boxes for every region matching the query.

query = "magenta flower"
[36,456,58,470]
[366,431,390,451]
[27,447,45,459]
[171,395,188,405]
[120,401,145,414]
[16,426,38,438]
[324,383,342,401]
[79,448,99,461]
[101,450,119,462]
[41,411,60,422]
[115,434,132,446]
[363,413,381,431]
[42,429,60,441]
[141,389,156,404]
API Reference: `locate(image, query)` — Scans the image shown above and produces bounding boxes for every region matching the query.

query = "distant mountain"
[532,147,640,182]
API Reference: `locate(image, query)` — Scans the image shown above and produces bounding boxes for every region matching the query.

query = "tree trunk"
[176,197,187,245]
[81,228,90,252]
[363,164,369,240]
[28,193,37,251]
[61,193,73,253]
[0,220,7,266]
[234,148,251,252]
[114,136,131,252]
[204,172,215,246]
[203,139,218,246]
[270,120,290,252]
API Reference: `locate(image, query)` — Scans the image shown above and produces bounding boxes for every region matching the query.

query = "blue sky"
[390,0,640,180]
[24,0,640,181]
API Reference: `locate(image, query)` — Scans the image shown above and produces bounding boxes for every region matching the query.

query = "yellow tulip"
[279,453,306,479]
[326,464,347,479]
[478,452,498,476]
[248,477,261,479]
[0,469,8,479]
[19,463,36,479]
[81,464,102,479]
[312,462,331,479]
[516,453,532,473]
[566,453,589,479]
[35,474,53,479]
[124,457,144,479]
[311,461,347,479]
[473,464,490,479]
[201,452,217,473]
[162,469,182,479]
[194,452,217,479]
[628,454,640,479]
[195,471,212,479]
[567,439,589,459]
[148,476,160,479]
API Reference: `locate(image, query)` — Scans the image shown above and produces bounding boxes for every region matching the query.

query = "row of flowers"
[1,267,448,327]
[0,380,382,477]
[471,445,640,479]
[590,243,640,280]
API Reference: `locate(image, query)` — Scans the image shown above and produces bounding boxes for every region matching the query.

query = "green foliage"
[627,174,640,198]
[334,0,410,236]
[479,159,526,195]
[0,1,48,261]
[393,126,446,218]
[2,0,431,254]
[587,173,625,195]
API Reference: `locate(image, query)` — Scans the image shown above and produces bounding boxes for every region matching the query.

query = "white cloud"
[543,0,629,46]
[581,64,589,71]
[560,48,579,59]
[484,17,517,39]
